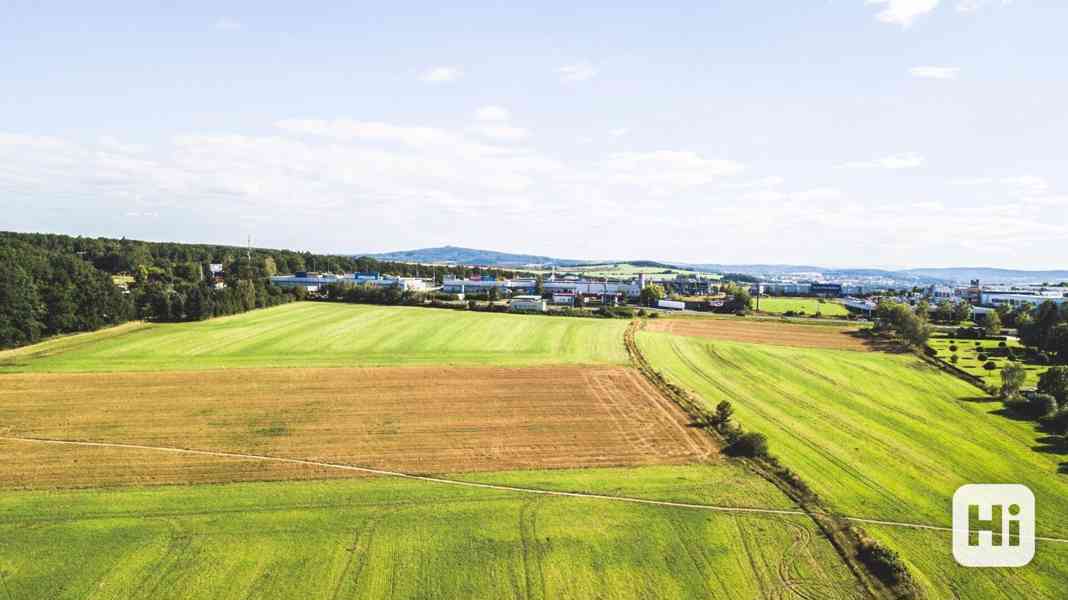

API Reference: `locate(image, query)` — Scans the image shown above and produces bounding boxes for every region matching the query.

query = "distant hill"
[363,246,1065,285]
[365,246,591,267]
[900,267,1068,284]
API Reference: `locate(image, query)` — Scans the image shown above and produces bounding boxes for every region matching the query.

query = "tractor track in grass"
[4,435,1067,545]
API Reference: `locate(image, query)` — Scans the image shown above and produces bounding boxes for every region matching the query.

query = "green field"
[0,465,862,600]
[0,302,629,373]
[927,334,1050,388]
[638,329,1068,599]
[755,297,849,317]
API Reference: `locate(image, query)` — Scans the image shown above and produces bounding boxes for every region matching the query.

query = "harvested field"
[647,317,872,352]
[0,366,714,489]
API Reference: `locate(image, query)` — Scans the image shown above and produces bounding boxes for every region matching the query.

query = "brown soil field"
[647,318,873,352]
[0,366,714,489]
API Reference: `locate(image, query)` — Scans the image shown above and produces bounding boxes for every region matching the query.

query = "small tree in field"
[1000,363,1027,399]
[712,400,735,430]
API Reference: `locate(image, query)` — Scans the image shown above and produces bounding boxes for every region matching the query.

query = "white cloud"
[592,150,744,192]
[213,18,244,31]
[556,62,598,82]
[419,66,462,83]
[866,0,940,27]
[951,175,1049,194]
[909,65,960,79]
[956,0,1012,13]
[98,136,147,154]
[609,128,629,138]
[841,152,925,169]
[474,125,529,142]
[474,106,511,122]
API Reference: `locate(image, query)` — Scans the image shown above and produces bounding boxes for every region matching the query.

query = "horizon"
[3,2,1066,269]
[6,227,1067,274]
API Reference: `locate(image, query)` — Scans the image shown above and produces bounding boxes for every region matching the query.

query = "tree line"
[2,231,514,350]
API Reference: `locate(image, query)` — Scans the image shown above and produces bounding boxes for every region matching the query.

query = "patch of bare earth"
[646,318,873,352]
[0,366,713,489]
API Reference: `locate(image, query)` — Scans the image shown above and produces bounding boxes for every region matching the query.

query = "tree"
[983,309,1002,335]
[1037,367,1068,405]
[712,400,735,429]
[639,283,666,307]
[0,262,43,348]
[953,301,973,324]
[936,301,954,324]
[1000,363,1027,399]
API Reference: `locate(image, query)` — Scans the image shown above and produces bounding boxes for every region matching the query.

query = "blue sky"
[1,1,1065,268]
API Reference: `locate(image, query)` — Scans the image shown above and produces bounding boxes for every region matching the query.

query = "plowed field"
[647,318,872,352]
[0,365,714,489]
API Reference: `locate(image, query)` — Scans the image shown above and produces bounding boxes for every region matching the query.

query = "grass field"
[638,327,1068,599]
[927,334,1050,388]
[0,366,712,488]
[0,302,629,373]
[0,465,864,600]
[755,297,849,317]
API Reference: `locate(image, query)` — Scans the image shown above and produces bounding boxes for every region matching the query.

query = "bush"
[727,432,769,457]
[1030,393,1058,418]
[857,538,915,588]
[949,344,958,352]
[950,354,959,363]
[999,341,1008,348]
[924,346,938,357]
[983,361,997,370]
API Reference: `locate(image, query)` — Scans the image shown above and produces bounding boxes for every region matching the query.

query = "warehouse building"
[271,273,432,292]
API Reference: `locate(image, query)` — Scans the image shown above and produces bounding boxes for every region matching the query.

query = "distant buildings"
[509,295,547,313]
[271,273,432,293]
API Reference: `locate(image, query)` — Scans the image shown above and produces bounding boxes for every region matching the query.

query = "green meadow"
[638,329,1068,599]
[755,296,849,317]
[0,302,629,373]
[0,465,861,600]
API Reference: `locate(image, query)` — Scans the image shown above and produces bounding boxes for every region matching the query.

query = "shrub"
[924,346,938,357]
[977,353,989,361]
[949,344,958,352]
[983,361,997,370]
[727,432,769,457]
[1029,393,1058,418]
[857,538,915,589]
[950,354,959,363]
[999,341,1008,348]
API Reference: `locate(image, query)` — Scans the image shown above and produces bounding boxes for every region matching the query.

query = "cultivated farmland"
[0,302,629,373]
[0,365,712,489]
[0,465,864,600]
[638,324,1068,599]
[646,316,872,352]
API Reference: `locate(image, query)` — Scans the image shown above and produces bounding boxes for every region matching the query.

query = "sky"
[1,0,1065,269]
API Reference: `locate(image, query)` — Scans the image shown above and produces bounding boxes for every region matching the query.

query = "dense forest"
[0,231,518,350]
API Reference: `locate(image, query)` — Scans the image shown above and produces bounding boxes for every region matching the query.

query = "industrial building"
[979,290,1068,308]
[271,273,432,293]
[509,295,547,313]
[441,277,537,295]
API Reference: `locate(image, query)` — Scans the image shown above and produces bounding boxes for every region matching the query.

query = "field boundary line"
[4,435,1067,544]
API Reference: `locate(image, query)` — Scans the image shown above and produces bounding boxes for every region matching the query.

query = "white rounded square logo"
[952,484,1035,567]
